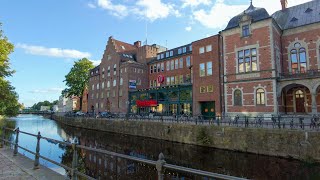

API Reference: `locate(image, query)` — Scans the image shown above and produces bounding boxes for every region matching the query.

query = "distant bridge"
[19,111,53,115]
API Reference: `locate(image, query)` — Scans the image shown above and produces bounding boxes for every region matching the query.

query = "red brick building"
[88,36,165,114]
[222,0,320,116]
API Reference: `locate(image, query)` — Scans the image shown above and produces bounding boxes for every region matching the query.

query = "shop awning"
[136,100,157,107]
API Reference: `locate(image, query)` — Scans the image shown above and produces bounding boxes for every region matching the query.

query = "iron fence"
[0,126,247,180]
[60,112,320,131]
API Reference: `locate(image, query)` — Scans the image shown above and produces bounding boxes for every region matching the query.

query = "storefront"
[129,85,192,116]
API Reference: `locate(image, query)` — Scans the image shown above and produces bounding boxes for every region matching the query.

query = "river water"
[4,114,320,180]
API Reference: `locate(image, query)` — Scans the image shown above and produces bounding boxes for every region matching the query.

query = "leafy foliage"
[63,58,94,110]
[31,100,58,111]
[0,23,19,117]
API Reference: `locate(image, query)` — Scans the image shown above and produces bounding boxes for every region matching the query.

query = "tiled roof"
[224,4,270,30]
[113,39,137,52]
[272,0,320,30]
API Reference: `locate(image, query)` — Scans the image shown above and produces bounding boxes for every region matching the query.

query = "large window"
[166,62,170,71]
[207,62,212,76]
[290,42,307,73]
[234,89,242,106]
[242,25,250,37]
[200,63,205,77]
[175,59,179,69]
[113,64,117,75]
[238,48,257,73]
[256,88,265,105]
[179,58,183,68]
[186,56,191,67]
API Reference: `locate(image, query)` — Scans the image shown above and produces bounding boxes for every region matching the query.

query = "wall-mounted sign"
[136,100,157,107]
[129,80,136,89]
[157,75,165,84]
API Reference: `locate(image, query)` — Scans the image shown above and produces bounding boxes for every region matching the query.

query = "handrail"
[0,126,248,180]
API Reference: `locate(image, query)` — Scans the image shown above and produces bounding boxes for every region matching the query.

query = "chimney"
[134,41,141,48]
[281,0,288,10]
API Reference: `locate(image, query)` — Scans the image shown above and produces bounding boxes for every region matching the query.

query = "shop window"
[200,63,205,77]
[207,62,212,76]
[234,89,242,106]
[256,88,265,105]
[200,86,206,93]
[290,42,307,73]
[238,48,257,73]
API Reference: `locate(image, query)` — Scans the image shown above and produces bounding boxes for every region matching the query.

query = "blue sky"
[0,0,309,107]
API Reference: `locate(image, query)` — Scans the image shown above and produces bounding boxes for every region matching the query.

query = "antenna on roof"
[145,20,148,45]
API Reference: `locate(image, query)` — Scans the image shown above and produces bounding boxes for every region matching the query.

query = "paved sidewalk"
[0,147,66,180]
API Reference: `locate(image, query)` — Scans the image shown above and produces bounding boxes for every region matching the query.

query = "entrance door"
[200,102,215,119]
[295,90,305,113]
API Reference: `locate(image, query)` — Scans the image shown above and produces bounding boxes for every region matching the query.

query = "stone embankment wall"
[52,115,320,162]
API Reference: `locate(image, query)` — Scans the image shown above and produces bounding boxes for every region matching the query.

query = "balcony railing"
[279,69,320,79]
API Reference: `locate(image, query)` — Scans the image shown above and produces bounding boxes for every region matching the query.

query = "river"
[3,114,320,180]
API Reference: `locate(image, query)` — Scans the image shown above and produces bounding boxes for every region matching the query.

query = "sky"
[0,0,310,107]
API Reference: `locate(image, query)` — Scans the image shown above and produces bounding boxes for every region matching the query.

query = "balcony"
[279,69,320,80]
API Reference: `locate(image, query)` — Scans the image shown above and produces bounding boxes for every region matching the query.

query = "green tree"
[0,23,19,117]
[63,58,94,110]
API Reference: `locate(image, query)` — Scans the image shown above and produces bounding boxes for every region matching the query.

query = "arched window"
[290,42,307,73]
[234,89,242,106]
[256,88,265,105]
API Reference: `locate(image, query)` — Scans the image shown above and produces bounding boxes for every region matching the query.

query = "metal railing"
[60,113,320,131]
[279,69,320,79]
[0,126,247,180]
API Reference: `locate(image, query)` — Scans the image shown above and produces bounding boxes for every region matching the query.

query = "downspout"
[218,32,224,116]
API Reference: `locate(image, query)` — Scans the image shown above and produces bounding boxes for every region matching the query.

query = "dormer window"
[305,8,313,13]
[242,25,250,37]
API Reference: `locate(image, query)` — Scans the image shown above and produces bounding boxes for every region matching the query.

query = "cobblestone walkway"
[0,148,65,180]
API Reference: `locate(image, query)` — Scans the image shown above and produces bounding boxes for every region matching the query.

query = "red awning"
[136,100,157,107]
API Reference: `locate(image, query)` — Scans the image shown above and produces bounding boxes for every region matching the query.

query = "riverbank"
[52,115,320,162]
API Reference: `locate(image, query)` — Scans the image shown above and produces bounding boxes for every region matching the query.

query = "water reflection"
[5,115,320,180]
[59,124,320,180]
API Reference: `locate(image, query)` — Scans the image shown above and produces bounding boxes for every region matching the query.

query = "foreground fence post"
[34,131,41,169]
[1,126,5,148]
[156,153,166,180]
[13,128,19,156]
[71,140,78,180]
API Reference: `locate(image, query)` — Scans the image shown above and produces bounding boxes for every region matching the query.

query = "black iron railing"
[279,69,320,79]
[0,127,247,180]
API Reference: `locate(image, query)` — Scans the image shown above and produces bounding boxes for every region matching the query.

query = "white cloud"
[193,0,311,29]
[16,43,91,59]
[96,0,180,21]
[181,0,211,8]
[90,60,101,66]
[97,0,128,17]
[29,88,64,94]
[88,3,97,9]
[185,26,192,31]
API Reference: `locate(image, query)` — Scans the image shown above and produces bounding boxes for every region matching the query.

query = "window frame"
[256,88,266,105]
[234,89,242,106]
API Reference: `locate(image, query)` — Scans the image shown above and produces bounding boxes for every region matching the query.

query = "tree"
[63,58,94,111]
[0,23,19,117]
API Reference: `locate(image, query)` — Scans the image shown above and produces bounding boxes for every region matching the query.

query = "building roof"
[224,3,270,30]
[113,39,137,52]
[272,0,320,30]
